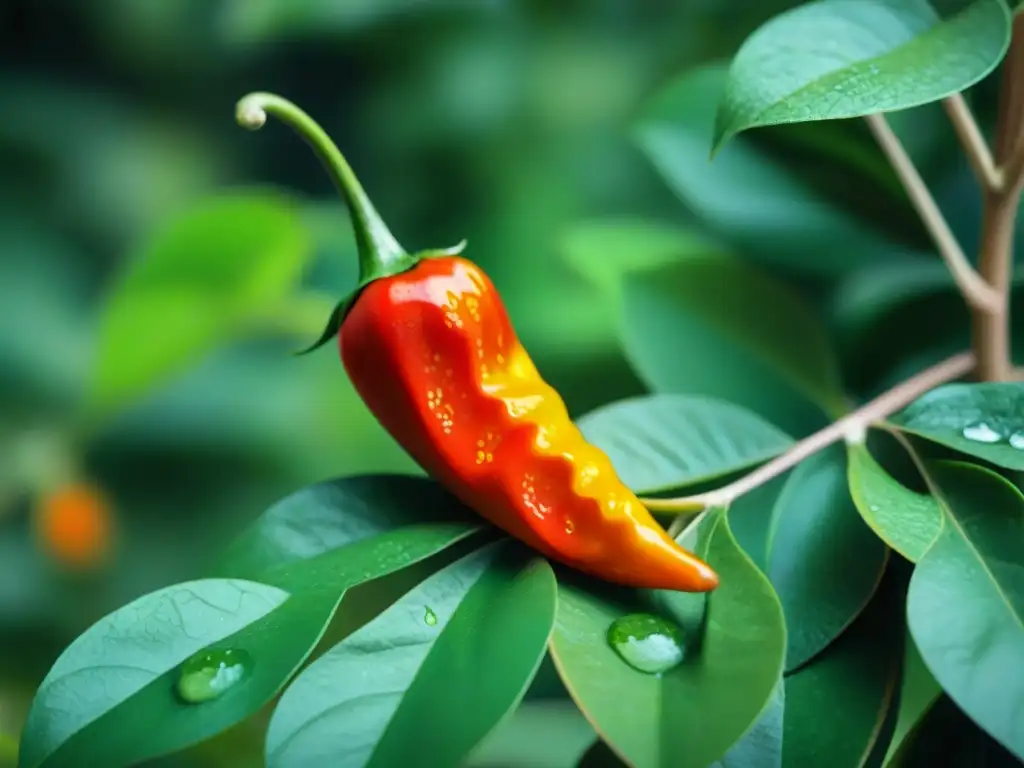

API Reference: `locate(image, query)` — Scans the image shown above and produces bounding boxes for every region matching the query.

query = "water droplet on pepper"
[176,648,253,704]
[607,613,686,675]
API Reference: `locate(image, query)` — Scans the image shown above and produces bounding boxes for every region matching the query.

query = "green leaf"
[216,474,480,579]
[829,258,964,394]
[713,0,1012,149]
[634,62,891,276]
[265,542,557,767]
[884,631,942,766]
[889,383,1024,470]
[18,578,290,768]
[907,461,1024,760]
[88,191,311,418]
[782,568,904,767]
[621,259,844,436]
[767,444,890,671]
[559,219,724,295]
[19,478,478,768]
[576,394,794,495]
[711,681,785,768]
[550,509,786,768]
[847,442,942,562]
[729,473,791,574]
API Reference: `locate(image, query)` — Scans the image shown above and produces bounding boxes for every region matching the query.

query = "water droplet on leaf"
[962,422,1003,444]
[1009,431,1024,450]
[424,607,438,626]
[607,613,686,675]
[176,648,253,704]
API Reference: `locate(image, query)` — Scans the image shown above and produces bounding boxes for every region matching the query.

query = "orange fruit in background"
[35,482,113,569]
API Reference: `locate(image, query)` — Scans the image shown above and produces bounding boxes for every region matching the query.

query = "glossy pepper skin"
[236,92,719,593]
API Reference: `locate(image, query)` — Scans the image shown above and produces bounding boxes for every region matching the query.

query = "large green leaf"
[767,444,890,671]
[621,259,844,436]
[550,509,786,768]
[88,191,311,418]
[17,578,290,768]
[559,219,725,295]
[576,394,794,495]
[907,461,1024,760]
[634,63,892,276]
[17,478,478,768]
[216,475,480,579]
[847,442,942,563]
[714,0,1011,148]
[265,542,556,767]
[782,569,903,767]
[889,383,1024,470]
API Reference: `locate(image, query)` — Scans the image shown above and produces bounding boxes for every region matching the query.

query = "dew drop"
[962,422,1003,444]
[607,613,686,675]
[176,648,253,704]
[869,505,880,513]
[564,519,575,534]
[424,607,438,626]
[1010,431,1024,450]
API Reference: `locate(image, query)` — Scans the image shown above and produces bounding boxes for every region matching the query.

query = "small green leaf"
[18,578,290,768]
[265,542,556,767]
[907,461,1024,760]
[559,219,724,294]
[621,259,844,436]
[550,509,786,768]
[782,569,904,767]
[88,191,311,418]
[889,382,1024,470]
[634,63,891,276]
[216,474,480,579]
[767,444,890,671]
[576,394,794,495]
[884,631,943,766]
[713,0,1012,149]
[847,442,942,562]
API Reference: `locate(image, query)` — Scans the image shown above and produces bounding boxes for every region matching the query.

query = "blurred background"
[0,0,1012,765]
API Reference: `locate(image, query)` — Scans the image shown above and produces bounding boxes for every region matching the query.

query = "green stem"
[235,92,407,285]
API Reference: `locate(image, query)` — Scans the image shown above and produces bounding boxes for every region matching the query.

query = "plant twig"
[644,352,974,514]
[942,94,1001,190]
[974,13,1024,382]
[864,113,1001,314]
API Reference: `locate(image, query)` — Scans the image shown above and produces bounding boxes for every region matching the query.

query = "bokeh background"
[0,1,1013,765]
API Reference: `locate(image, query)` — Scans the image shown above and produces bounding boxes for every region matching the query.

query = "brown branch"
[864,113,1000,313]
[645,352,975,514]
[974,13,1024,382]
[943,94,1000,190]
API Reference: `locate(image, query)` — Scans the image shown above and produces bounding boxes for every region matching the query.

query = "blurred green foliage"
[0,0,1014,765]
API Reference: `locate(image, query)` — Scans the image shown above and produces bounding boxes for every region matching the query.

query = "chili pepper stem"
[236,92,408,282]
[236,91,467,352]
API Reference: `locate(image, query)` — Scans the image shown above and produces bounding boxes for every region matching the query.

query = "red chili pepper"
[237,93,719,593]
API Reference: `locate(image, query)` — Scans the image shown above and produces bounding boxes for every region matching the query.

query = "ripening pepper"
[236,92,719,593]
